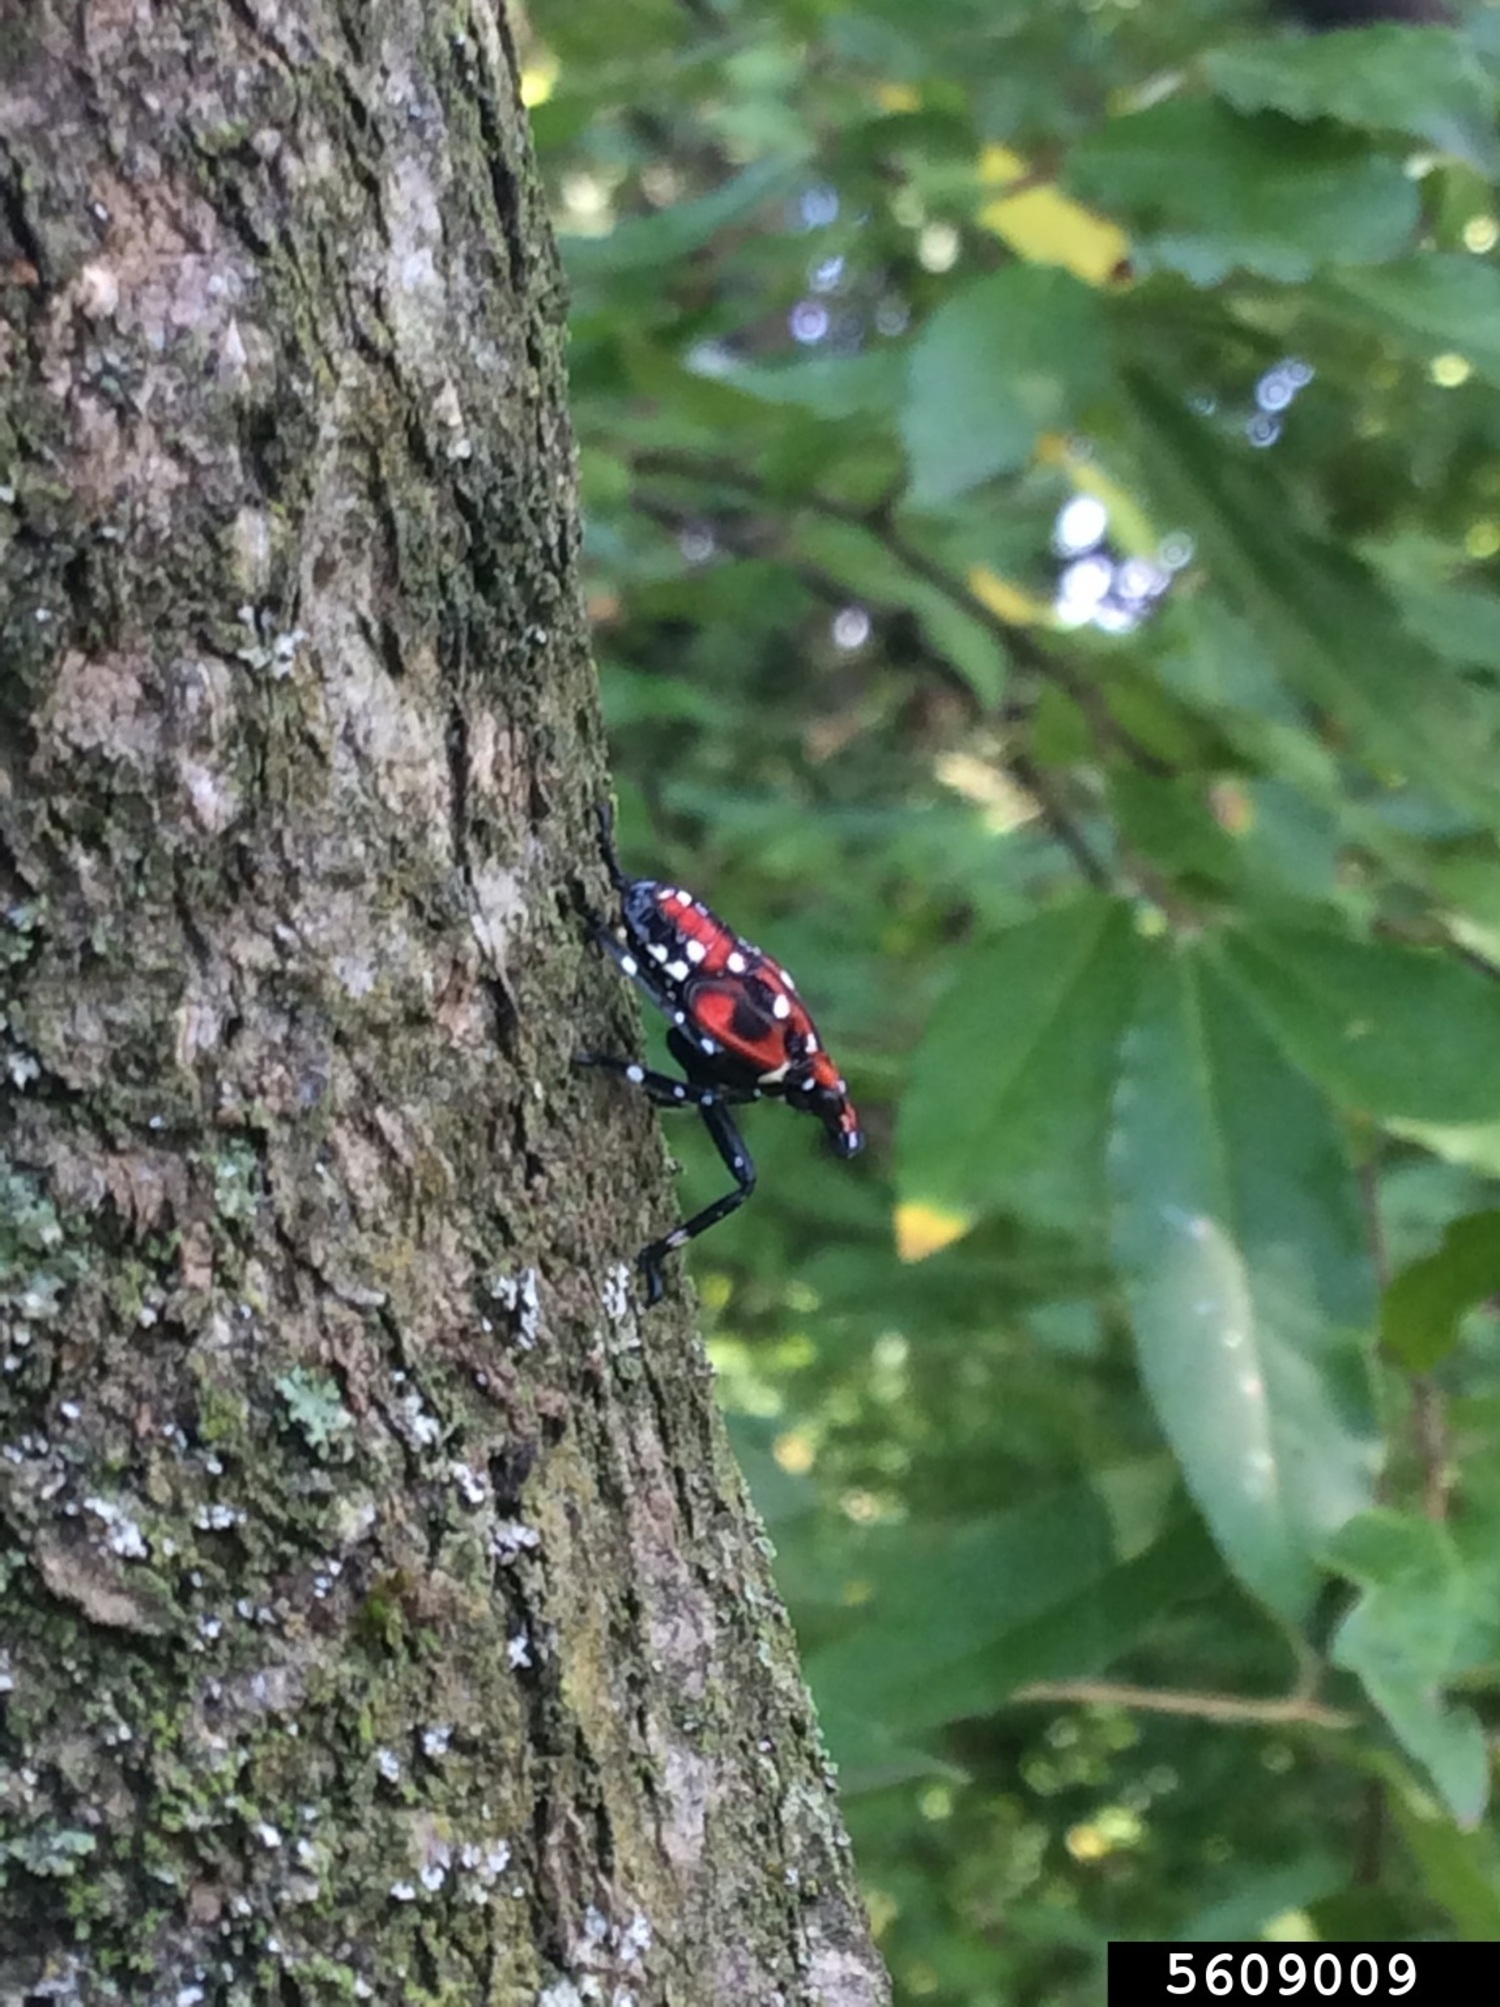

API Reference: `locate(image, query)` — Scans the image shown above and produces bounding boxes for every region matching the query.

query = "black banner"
[1107,1941,1495,2006]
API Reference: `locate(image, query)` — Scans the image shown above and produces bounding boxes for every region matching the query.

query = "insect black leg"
[575,1043,756,1110]
[574,1050,699,1110]
[637,1098,756,1306]
[595,798,632,896]
[575,1051,759,1303]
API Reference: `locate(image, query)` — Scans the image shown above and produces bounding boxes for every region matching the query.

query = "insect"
[577,803,863,1305]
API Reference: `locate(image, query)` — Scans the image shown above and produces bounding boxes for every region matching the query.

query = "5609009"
[1103,1942,1490,2006]
[1165,1951,1413,1997]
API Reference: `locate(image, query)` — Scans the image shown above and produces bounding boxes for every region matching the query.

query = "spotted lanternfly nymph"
[577,803,863,1305]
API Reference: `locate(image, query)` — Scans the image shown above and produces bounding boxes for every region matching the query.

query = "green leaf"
[1450,1507,1500,1674]
[1108,771,1241,886]
[1215,925,1500,1125]
[1323,257,1500,387]
[980,1511,1224,1701]
[1128,373,1500,816]
[542,0,685,64]
[1327,1510,1489,1827]
[901,266,1109,505]
[1396,577,1500,671]
[791,513,1008,704]
[807,1710,963,1796]
[1381,1209,1500,1371]
[1109,946,1379,1621]
[1182,1859,1347,1944]
[1068,100,1420,283]
[599,663,717,727]
[897,898,1140,1244]
[1388,1119,1500,1176]
[1392,1795,1500,1941]
[806,1488,1219,1755]
[1204,28,1500,176]
[561,156,805,280]
[710,348,908,420]
[807,1485,1113,1727]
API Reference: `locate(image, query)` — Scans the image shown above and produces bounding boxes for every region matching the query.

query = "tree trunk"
[0,5,888,2001]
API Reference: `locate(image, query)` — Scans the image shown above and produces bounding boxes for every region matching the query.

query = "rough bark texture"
[0,4,890,2002]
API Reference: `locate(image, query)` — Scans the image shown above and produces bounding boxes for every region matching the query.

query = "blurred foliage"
[529,0,1500,1993]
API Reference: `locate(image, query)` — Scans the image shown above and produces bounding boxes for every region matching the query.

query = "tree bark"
[0,4,889,2001]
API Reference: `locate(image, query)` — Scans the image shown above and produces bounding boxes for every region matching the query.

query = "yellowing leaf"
[895,1201,972,1263]
[980,189,1130,287]
[976,144,1129,288]
[934,752,1037,832]
[876,81,921,113]
[967,564,1050,626]
[521,50,559,107]
[979,144,1029,185]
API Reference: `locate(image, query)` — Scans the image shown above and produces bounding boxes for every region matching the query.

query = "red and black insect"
[578,803,863,1304]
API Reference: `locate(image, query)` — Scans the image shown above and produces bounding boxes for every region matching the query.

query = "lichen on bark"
[0,3,888,2001]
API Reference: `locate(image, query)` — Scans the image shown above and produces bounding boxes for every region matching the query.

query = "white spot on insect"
[685,939,707,963]
[699,1037,717,1055]
[648,942,669,963]
[626,1064,645,1085]
[733,1156,745,1170]
[782,969,798,991]
[759,1062,789,1085]
[699,1093,716,1108]
[666,960,690,982]
[805,1034,818,1052]
[726,951,747,974]
[772,994,791,1020]
[666,1229,688,1249]
[621,956,638,978]
[672,1084,686,1099]
[673,1010,685,1024]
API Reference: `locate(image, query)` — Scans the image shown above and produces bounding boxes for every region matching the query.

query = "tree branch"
[1010,1679,1355,1731]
